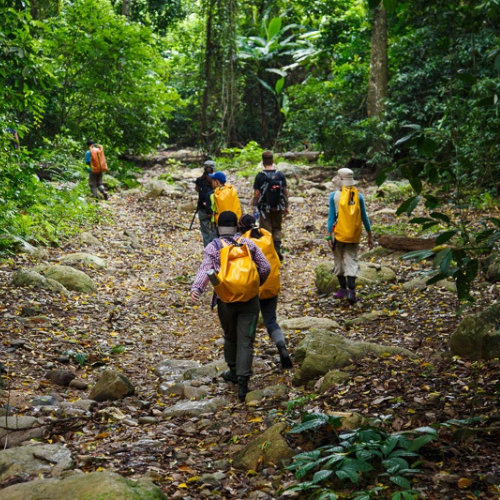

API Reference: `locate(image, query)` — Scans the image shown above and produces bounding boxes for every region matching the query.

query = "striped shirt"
[191,234,271,304]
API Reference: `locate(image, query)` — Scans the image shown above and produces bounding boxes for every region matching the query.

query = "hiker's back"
[257,170,287,213]
[89,146,108,174]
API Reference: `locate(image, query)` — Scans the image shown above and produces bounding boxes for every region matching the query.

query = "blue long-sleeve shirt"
[327,190,371,234]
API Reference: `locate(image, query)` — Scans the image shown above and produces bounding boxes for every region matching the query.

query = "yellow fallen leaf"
[248,417,262,423]
[178,483,188,489]
[458,477,472,489]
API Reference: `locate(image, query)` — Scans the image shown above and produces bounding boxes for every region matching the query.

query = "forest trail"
[1,163,499,498]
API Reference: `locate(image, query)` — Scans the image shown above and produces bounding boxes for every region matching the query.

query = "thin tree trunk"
[122,0,131,17]
[200,0,215,149]
[367,5,388,118]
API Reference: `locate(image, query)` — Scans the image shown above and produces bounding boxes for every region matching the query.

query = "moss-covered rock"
[58,253,107,269]
[232,422,294,471]
[293,329,415,385]
[486,256,500,283]
[0,471,167,500]
[450,304,500,360]
[89,370,135,402]
[38,265,97,293]
[315,261,397,294]
[11,269,69,296]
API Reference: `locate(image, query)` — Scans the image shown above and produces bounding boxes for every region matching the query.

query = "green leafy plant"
[285,415,438,499]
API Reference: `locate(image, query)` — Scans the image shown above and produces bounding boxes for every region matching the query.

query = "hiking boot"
[347,289,358,305]
[222,370,238,384]
[102,191,109,201]
[238,376,249,402]
[333,288,347,299]
[277,344,293,369]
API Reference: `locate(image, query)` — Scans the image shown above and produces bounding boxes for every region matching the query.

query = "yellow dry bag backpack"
[213,237,260,303]
[242,228,280,299]
[213,184,242,223]
[334,186,362,243]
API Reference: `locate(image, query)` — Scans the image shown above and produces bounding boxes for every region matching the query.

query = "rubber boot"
[276,341,293,369]
[222,369,238,384]
[90,186,100,198]
[274,240,283,261]
[334,276,347,299]
[347,276,358,305]
[238,376,249,402]
[98,185,109,200]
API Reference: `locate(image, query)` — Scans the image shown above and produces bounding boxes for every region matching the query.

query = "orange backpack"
[89,146,108,173]
[334,186,362,243]
[213,238,260,303]
[242,228,280,299]
[213,184,242,223]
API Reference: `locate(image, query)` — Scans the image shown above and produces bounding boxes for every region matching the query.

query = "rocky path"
[1,163,499,499]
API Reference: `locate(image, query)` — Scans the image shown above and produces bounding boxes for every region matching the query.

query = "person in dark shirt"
[252,150,289,260]
[195,160,217,247]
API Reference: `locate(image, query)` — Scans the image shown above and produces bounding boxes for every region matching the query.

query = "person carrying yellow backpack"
[208,171,242,224]
[190,211,270,401]
[240,214,292,369]
[326,168,373,305]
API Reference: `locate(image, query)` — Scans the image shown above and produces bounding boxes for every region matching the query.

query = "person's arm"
[85,150,91,165]
[326,192,337,248]
[190,241,219,302]
[359,194,374,249]
[13,132,20,149]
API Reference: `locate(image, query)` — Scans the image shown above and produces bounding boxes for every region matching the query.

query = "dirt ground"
[1,164,499,499]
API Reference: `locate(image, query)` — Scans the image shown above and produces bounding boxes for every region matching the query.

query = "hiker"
[252,150,289,261]
[209,171,242,224]
[195,160,217,247]
[327,168,373,305]
[239,214,292,369]
[190,211,270,401]
[85,140,109,200]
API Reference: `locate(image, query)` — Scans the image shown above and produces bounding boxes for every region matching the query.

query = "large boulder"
[57,253,107,269]
[11,269,69,296]
[450,304,500,360]
[232,422,294,471]
[293,329,415,385]
[38,265,97,293]
[89,370,135,402]
[315,261,397,294]
[0,471,167,500]
[0,444,74,482]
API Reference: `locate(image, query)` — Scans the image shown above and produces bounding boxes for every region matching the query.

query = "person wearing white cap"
[326,168,373,304]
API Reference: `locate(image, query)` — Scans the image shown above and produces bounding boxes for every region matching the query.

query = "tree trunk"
[122,0,131,17]
[200,0,215,148]
[367,5,388,118]
[378,235,437,252]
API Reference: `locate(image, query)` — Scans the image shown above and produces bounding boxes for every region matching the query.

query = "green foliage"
[286,416,438,499]
[218,141,264,178]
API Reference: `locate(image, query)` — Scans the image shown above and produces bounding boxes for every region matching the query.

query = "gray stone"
[348,311,387,326]
[450,304,500,360]
[293,329,415,385]
[486,257,500,282]
[45,370,76,387]
[144,180,183,199]
[89,370,135,402]
[124,230,142,249]
[315,261,397,294]
[402,277,456,293]
[200,471,226,486]
[138,416,159,425]
[280,316,339,331]
[246,384,288,404]
[72,399,97,412]
[154,359,201,379]
[232,422,294,470]
[0,471,168,499]
[38,265,97,293]
[359,246,395,259]
[0,444,74,482]
[183,384,211,400]
[58,252,107,269]
[163,397,228,418]
[80,232,103,247]
[317,370,350,392]
[288,196,306,204]
[0,416,46,448]
[32,395,59,406]
[11,269,69,296]
[183,359,227,380]
[68,379,89,390]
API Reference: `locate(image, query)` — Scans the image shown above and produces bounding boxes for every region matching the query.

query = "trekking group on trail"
[190,151,372,401]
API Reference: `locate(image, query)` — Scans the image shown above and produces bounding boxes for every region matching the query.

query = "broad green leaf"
[406,434,436,452]
[376,170,388,186]
[390,475,411,489]
[383,0,397,12]
[267,17,282,41]
[409,217,434,224]
[430,212,451,223]
[396,196,420,216]
[456,71,477,86]
[402,250,434,261]
[257,78,276,96]
[275,77,285,95]
[312,469,333,483]
[336,468,359,484]
[435,230,458,245]
[417,137,439,155]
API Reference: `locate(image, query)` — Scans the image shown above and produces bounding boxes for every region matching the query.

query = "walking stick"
[189,209,198,230]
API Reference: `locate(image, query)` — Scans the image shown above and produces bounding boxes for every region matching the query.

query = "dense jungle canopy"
[1,0,500,499]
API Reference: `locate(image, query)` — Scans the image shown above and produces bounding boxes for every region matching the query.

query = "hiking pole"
[189,209,198,230]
